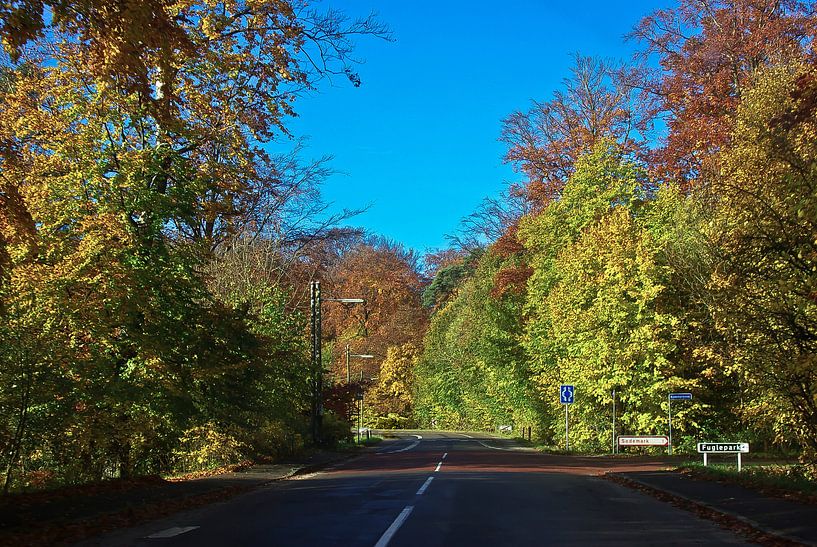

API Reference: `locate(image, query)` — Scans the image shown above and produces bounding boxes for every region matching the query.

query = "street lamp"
[345,344,374,383]
[309,280,366,445]
[357,372,379,445]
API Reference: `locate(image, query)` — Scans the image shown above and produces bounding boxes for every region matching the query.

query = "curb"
[606,472,812,547]
[281,452,362,479]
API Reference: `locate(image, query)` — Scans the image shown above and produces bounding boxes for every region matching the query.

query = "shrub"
[373,414,416,429]
[321,413,353,447]
[173,423,246,473]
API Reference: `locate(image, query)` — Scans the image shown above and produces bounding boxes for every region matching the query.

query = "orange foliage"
[489,223,531,297]
[501,55,646,205]
[322,241,428,383]
[630,0,816,186]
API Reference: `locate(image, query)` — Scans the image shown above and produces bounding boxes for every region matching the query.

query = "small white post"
[737,452,741,472]
[703,453,707,467]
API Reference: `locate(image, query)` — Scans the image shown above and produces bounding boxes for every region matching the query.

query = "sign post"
[667,392,692,455]
[697,443,749,472]
[611,389,617,454]
[560,384,574,451]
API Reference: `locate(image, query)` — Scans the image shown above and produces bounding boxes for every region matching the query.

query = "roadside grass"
[357,435,383,446]
[337,436,383,450]
[678,461,817,500]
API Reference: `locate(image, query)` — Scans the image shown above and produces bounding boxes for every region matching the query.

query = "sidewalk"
[612,470,817,546]
[0,450,356,546]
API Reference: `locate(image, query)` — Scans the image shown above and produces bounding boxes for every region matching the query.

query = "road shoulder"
[608,470,817,546]
[0,450,358,547]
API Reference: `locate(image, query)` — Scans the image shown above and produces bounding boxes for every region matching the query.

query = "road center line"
[434,461,442,472]
[416,476,434,495]
[374,505,414,547]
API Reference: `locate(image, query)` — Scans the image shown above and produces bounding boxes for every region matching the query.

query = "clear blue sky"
[285,0,661,254]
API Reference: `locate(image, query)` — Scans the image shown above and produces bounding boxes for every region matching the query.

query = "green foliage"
[519,143,677,449]
[414,250,544,433]
[705,64,817,468]
[421,250,482,309]
[321,413,354,447]
[372,414,416,429]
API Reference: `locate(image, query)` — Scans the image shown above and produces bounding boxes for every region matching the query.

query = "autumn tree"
[501,54,648,205]
[0,0,388,488]
[367,343,419,421]
[323,238,428,385]
[629,0,815,185]
[706,63,817,465]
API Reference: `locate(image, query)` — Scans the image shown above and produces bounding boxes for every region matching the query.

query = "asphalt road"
[84,431,753,546]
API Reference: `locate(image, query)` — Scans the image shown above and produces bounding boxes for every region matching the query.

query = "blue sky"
[284,0,661,254]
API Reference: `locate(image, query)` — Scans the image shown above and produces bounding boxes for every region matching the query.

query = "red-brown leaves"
[501,55,647,206]
[771,69,817,130]
[489,223,531,297]
[491,264,533,299]
[630,0,816,186]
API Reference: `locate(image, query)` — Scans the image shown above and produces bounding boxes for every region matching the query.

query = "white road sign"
[617,435,669,447]
[697,442,749,453]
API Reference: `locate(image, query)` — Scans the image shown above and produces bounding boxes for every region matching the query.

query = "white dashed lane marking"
[416,476,434,495]
[374,506,414,547]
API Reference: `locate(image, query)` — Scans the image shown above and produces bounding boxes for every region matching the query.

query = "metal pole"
[737,452,742,472]
[310,281,318,445]
[316,282,322,445]
[358,368,363,444]
[345,344,350,383]
[309,281,322,445]
[565,404,569,451]
[668,395,673,456]
[612,389,616,455]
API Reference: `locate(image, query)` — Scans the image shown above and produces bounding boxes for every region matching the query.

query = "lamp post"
[346,346,373,444]
[309,280,365,445]
[358,372,378,444]
[346,345,374,383]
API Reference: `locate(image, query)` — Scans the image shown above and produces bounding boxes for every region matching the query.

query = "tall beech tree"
[629,0,816,185]
[707,64,817,465]
[501,55,648,206]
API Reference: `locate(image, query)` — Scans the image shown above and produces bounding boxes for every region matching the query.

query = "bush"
[373,414,416,429]
[248,419,306,460]
[173,423,246,473]
[321,413,353,447]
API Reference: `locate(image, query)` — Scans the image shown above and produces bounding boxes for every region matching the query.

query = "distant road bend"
[87,431,753,546]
